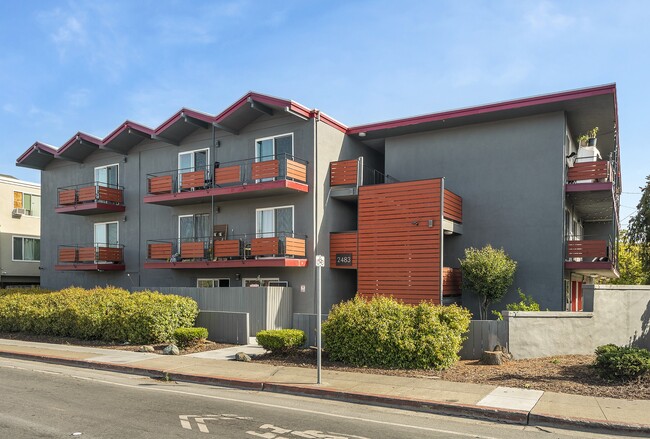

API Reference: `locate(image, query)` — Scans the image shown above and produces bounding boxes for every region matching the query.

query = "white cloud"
[525,1,575,31]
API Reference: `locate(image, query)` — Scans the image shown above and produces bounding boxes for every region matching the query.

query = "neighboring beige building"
[0,174,40,286]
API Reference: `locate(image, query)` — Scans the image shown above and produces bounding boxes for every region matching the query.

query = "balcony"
[565,236,618,278]
[566,160,618,222]
[55,244,125,271]
[144,154,309,206]
[56,183,125,215]
[329,158,396,200]
[144,232,308,269]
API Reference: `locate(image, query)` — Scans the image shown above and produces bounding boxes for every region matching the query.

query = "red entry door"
[571,281,583,312]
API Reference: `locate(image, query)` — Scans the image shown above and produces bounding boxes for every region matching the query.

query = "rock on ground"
[163,344,180,355]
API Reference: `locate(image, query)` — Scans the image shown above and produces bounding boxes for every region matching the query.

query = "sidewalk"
[0,338,648,435]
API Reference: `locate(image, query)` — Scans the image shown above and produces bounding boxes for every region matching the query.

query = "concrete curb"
[2,350,649,435]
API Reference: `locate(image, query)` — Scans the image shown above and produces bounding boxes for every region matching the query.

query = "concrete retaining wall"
[196,311,249,344]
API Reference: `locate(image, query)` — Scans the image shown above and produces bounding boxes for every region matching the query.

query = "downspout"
[440,178,444,306]
[313,110,320,314]
[211,124,216,243]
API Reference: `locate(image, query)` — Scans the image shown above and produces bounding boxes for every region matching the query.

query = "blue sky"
[1,0,648,224]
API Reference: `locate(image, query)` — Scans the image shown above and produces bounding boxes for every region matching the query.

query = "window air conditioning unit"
[12,208,25,217]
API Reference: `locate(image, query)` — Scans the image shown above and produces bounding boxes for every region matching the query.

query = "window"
[13,236,40,261]
[178,148,209,190]
[95,164,119,188]
[256,206,293,238]
[94,221,119,247]
[197,278,230,288]
[243,278,279,287]
[13,191,41,217]
[255,133,293,180]
[179,214,211,247]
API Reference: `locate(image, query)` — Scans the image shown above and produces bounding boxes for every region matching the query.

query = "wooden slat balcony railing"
[567,160,612,183]
[144,233,308,268]
[566,240,609,260]
[442,267,462,297]
[443,189,463,223]
[144,154,309,205]
[330,159,359,186]
[56,244,125,271]
[56,182,125,215]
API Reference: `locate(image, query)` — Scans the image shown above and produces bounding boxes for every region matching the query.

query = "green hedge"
[322,295,471,370]
[594,344,650,381]
[0,286,198,344]
[174,327,209,348]
[256,329,305,353]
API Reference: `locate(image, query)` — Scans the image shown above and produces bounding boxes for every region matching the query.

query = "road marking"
[0,361,500,439]
[179,414,253,433]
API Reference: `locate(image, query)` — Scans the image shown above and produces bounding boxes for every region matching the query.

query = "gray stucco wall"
[384,112,567,313]
[505,284,650,359]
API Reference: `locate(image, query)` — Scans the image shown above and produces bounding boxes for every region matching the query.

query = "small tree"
[609,236,647,285]
[460,245,517,320]
[627,175,650,278]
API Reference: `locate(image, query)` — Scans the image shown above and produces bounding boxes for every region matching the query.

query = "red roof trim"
[103,120,154,144]
[154,108,215,135]
[56,132,102,157]
[315,111,348,133]
[16,142,57,164]
[347,84,617,134]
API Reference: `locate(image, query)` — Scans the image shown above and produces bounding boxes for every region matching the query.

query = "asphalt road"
[0,357,640,439]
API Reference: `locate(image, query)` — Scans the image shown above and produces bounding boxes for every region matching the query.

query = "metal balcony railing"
[57,182,124,207]
[146,153,308,195]
[330,157,397,188]
[565,234,617,265]
[147,232,307,262]
[57,243,124,264]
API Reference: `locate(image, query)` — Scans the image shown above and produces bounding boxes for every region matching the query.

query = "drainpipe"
[313,110,320,314]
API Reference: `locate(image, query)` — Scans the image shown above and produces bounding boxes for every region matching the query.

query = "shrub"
[460,245,517,320]
[322,295,471,370]
[256,329,305,353]
[174,327,209,348]
[594,344,650,381]
[492,289,541,320]
[0,286,198,344]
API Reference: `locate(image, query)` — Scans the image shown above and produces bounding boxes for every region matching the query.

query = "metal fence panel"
[292,313,328,347]
[196,311,249,345]
[459,320,509,360]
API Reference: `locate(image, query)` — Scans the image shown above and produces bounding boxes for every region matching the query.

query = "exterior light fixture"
[359,132,366,137]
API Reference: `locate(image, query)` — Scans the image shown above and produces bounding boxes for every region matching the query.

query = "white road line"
[0,361,500,439]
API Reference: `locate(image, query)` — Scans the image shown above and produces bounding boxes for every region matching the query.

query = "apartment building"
[16,84,620,317]
[0,175,41,287]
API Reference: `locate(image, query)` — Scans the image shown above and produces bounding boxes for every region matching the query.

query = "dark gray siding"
[384,112,567,313]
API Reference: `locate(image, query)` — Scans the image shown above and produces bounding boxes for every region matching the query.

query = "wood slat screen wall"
[443,189,462,223]
[285,237,306,257]
[251,237,279,256]
[148,175,173,194]
[77,186,96,202]
[181,242,205,259]
[98,187,123,204]
[286,159,307,183]
[567,161,610,182]
[214,240,241,258]
[357,179,442,305]
[215,165,241,185]
[252,160,279,180]
[567,240,608,258]
[330,159,358,186]
[180,171,206,190]
[148,243,173,260]
[329,231,358,269]
[442,267,462,297]
[58,190,76,205]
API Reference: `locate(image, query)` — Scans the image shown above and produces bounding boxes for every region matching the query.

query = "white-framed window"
[94,221,119,247]
[255,133,293,181]
[243,278,279,287]
[178,148,209,190]
[178,214,211,242]
[13,191,41,217]
[94,163,119,188]
[12,236,40,261]
[197,278,230,288]
[255,205,294,238]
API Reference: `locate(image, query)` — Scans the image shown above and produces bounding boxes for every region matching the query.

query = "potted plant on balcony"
[578,127,599,147]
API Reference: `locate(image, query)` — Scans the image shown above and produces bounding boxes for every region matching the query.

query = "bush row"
[322,295,471,370]
[0,286,198,344]
[594,344,650,381]
[174,327,208,348]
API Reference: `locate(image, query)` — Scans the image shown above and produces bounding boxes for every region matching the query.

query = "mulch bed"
[254,349,650,400]
[0,332,234,355]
